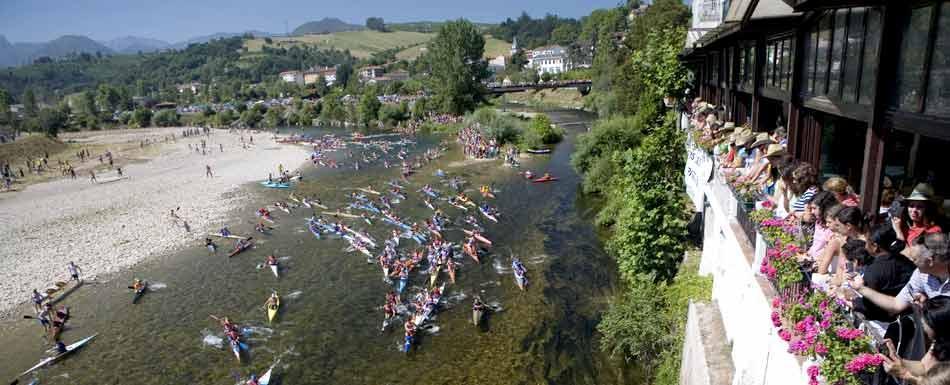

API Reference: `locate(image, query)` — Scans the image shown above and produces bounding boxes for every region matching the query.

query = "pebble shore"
[0,127,310,318]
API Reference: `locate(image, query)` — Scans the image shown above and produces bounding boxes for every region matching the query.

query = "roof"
[750,0,796,19]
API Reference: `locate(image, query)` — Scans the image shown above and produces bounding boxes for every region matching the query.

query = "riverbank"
[0,127,310,318]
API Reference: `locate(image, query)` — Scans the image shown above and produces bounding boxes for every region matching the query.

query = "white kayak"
[19,334,97,377]
[209,233,245,240]
[269,263,279,278]
[257,362,277,385]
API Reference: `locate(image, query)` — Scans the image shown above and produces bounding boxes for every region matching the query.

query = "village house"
[359,66,386,81]
[527,45,570,75]
[175,82,202,94]
[302,67,337,86]
[280,70,304,85]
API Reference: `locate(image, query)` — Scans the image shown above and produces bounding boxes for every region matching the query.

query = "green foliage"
[377,103,407,125]
[492,12,580,49]
[22,88,37,117]
[551,22,581,46]
[464,107,524,145]
[241,106,264,128]
[571,116,645,181]
[213,109,237,127]
[629,28,690,102]
[625,0,691,51]
[357,91,381,126]
[426,19,490,114]
[38,106,67,137]
[130,108,152,128]
[263,106,285,128]
[152,109,180,127]
[366,17,387,32]
[522,114,563,148]
[320,90,346,122]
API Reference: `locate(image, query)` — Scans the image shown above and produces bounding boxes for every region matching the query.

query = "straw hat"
[751,133,774,148]
[723,122,736,130]
[735,133,754,146]
[764,143,787,158]
[905,183,935,202]
[717,123,735,133]
[705,114,716,124]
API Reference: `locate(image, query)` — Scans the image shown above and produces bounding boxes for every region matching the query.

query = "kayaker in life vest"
[473,296,485,313]
[246,374,259,385]
[131,279,145,292]
[266,255,278,266]
[264,292,279,308]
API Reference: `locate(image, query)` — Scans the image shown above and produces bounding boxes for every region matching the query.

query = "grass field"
[245,30,510,61]
[244,31,434,59]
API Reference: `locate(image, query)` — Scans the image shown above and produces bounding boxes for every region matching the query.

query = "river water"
[0,107,631,384]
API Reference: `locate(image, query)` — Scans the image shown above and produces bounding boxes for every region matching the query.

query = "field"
[244,31,434,59]
[245,30,510,61]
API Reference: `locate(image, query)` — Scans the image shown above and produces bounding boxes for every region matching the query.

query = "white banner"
[684,138,715,211]
[692,0,726,29]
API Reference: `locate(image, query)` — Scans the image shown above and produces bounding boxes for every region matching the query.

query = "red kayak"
[532,176,559,183]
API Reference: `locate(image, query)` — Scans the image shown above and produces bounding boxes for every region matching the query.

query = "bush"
[377,103,407,125]
[130,108,153,128]
[523,114,562,148]
[152,109,180,127]
[572,115,645,178]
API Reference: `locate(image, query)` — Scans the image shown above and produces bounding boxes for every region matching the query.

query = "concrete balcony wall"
[682,138,808,385]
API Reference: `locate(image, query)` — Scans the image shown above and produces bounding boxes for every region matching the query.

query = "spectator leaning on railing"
[850,232,950,317]
[846,225,916,323]
[880,296,950,384]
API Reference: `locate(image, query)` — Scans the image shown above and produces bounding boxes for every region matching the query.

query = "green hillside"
[394,35,511,60]
[244,31,434,59]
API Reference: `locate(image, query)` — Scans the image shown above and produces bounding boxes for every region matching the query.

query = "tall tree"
[366,17,387,32]
[551,23,580,46]
[426,19,490,114]
[357,90,381,126]
[0,88,10,126]
[22,88,37,117]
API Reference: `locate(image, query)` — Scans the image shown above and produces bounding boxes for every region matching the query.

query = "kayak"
[307,221,322,239]
[229,337,242,362]
[532,176,559,183]
[462,229,492,246]
[260,181,290,189]
[269,263,279,278]
[429,266,440,288]
[513,260,528,290]
[473,307,484,326]
[403,334,413,353]
[228,240,253,258]
[479,207,499,223]
[276,205,291,214]
[423,200,435,210]
[257,362,277,385]
[414,283,446,326]
[526,148,552,154]
[267,295,280,323]
[19,334,98,377]
[132,281,148,304]
[449,201,469,211]
[209,233,245,240]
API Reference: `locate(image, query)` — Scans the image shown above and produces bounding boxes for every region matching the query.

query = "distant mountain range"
[292,18,363,35]
[0,30,277,68]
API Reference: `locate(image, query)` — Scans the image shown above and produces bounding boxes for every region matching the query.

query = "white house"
[176,82,202,94]
[488,55,506,73]
[527,45,570,75]
[280,70,304,85]
[302,67,336,86]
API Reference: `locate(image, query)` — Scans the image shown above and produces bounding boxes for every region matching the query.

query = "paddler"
[220,227,231,237]
[37,303,52,331]
[266,255,278,267]
[264,292,279,308]
[255,221,266,233]
[131,279,145,293]
[31,289,44,312]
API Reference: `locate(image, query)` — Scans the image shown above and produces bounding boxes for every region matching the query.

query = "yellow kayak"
[267,294,280,323]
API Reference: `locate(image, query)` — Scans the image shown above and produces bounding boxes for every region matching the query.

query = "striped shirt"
[896,269,950,306]
[791,186,818,213]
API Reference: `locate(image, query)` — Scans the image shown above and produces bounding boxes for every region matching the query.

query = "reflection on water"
[0,108,633,385]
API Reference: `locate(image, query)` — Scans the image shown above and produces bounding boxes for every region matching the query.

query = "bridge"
[486,80,592,95]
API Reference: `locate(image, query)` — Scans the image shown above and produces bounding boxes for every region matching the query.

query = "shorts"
[71,273,79,280]
[39,318,50,327]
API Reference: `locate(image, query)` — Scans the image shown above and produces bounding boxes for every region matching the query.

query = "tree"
[336,62,353,90]
[22,88,37,117]
[0,88,11,126]
[130,108,153,128]
[96,84,121,113]
[626,0,690,51]
[152,109,180,127]
[510,49,528,72]
[366,17,387,32]
[426,19,490,114]
[357,90,381,126]
[263,106,285,127]
[523,113,563,148]
[38,107,67,137]
[241,106,264,128]
[551,23,580,46]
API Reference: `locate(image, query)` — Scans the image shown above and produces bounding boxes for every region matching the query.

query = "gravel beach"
[0,127,310,318]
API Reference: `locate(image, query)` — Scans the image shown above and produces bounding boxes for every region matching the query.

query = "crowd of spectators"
[688,96,950,384]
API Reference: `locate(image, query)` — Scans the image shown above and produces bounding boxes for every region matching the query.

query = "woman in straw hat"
[823,177,860,207]
[736,133,777,184]
[894,183,943,246]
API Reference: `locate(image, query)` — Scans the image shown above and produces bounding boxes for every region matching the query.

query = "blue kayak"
[397,276,408,293]
[403,334,413,353]
[260,181,290,189]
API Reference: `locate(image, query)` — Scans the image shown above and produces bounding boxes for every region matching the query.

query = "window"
[819,114,867,193]
[859,8,881,105]
[804,26,817,94]
[781,39,792,90]
[843,8,865,103]
[816,14,832,95]
[829,9,848,97]
[765,37,793,91]
[895,6,933,111]
[925,3,950,117]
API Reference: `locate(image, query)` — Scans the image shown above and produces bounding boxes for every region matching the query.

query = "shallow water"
[0,108,631,384]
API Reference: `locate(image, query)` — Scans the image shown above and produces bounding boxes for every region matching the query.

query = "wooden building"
[681,0,950,216]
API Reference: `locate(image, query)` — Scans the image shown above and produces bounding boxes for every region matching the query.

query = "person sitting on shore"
[220,227,231,237]
[205,238,217,254]
[31,289,44,312]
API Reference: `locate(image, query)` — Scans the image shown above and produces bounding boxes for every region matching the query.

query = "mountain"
[0,35,16,67]
[292,18,363,35]
[170,30,274,50]
[106,36,170,54]
[30,35,112,59]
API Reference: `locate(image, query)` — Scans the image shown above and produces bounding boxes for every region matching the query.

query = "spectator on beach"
[206,165,213,178]
[67,261,82,283]
[89,170,97,183]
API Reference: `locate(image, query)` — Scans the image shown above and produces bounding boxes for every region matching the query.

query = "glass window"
[843,7,865,103]
[739,46,746,86]
[819,114,867,193]
[860,8,882,105]
[925,3,950,117]
[896,6,932,111]
[766,43,775,87]
[781,39,792,90]
[816,13,833,95]
[829,9,848,97]
[806,27,817,94]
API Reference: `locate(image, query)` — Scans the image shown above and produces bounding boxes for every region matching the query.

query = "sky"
[0,0,624,43]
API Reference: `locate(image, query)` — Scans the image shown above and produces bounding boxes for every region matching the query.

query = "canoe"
[132,282,148,304]
[479,207,499,223]
[209,233,245,240]
[267,295,280,323]
[429,266,440,288]
[513,260,528,290]
[526,148,552,154]
[228,240,253,258]
[462,229,492,246]
[532,176,559,183]
[229,338,242,362]
[260,181,290,189]
[269,263,279,278]
[19,334,98,377]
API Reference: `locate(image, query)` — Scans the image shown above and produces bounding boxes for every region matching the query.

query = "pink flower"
[807,365,820,378]
[771,312,782,327]
[818,301,828,311]
[779,329,791,342]
[819,318,831,330]
[836,328,864,341]
[845,353,885,374]
[815,342,828,356]
[789,339,809,354]
[772,297,782,309]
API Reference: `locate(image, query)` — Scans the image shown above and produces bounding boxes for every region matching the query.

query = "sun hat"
[717,123,735,133]
[751,133,774,148]
[905,183,935,202]
[764,143,787,158]
[723,122,736,130]
[735,133,754,146]
[705,114,716,124]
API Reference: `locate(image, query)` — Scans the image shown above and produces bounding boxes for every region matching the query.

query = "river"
[0,107,631,385]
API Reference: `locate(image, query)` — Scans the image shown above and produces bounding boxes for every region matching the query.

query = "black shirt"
[853,251,917,322]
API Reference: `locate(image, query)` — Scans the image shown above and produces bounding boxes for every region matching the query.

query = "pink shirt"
[808,221,833,261]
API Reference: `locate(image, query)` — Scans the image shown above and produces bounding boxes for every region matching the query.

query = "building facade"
[527,45,570,75]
